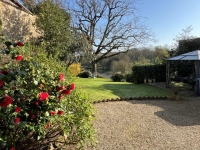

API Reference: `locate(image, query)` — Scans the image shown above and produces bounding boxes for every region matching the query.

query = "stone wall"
[0,0,40,41]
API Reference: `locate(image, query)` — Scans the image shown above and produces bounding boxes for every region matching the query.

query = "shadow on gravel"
[128,98,200,126]
[101,81,200,126]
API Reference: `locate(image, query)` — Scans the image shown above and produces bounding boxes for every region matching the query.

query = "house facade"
[0,0,40,41]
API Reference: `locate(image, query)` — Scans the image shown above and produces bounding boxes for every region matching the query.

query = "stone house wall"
[0,0,40,41]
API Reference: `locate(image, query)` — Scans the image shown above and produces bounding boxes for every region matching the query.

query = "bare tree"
[67,0,153,77]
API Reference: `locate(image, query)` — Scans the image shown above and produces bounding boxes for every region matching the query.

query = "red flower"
[0,95,13,107]
[39,85,44,89]
[17,41,24,47]
[15,107,21,113]
[10,147,15,150]
[31,115,35,119]
[70,83,75,90]
[46,122,51,128]
[0,70,3,74]
[58,95,62,100]
[50,111,56,115]
[39,92,49,101]
[0,80,4,88]
[56,86,63,91]
[57,110,64,115]
[15,55,23,61]
[35,101,39,106]
[61,89,70,95]
[14,117,20,124]
[59,73,64,81]
[29,111,33,116]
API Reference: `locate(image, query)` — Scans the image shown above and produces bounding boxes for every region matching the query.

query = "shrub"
[125,73,134,82]
[68,63,81,77]
[77,71,92,78]
[111,73,124,82]
[96,74,104,78]
[0,41,94,149]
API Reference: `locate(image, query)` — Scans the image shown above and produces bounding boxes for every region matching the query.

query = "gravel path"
[87,98,200,150]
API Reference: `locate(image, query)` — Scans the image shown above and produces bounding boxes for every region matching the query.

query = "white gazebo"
[166,50,200,95]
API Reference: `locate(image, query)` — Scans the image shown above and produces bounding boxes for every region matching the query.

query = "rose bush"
[0,41,95,149]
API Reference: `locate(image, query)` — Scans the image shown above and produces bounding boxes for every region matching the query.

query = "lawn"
[73,77,172,101]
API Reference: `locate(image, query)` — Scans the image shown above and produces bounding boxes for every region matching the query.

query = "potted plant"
[170,81,185,100]
[144,78,147,83]
[148,78,152,83]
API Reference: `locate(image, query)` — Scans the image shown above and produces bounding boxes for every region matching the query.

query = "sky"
[18,0,200,48]
[136,0,200,47]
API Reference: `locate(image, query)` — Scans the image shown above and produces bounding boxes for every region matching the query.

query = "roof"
[167,50,200,61]
[1,0,33,15]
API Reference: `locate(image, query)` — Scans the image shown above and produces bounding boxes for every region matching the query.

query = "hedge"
[132,64,166,84]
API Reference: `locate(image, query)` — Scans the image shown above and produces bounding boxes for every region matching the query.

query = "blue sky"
[19,0,200,48]
[137,0,200,47]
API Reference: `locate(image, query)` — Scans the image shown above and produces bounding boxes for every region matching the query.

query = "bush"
[68,63,81,77]
[77,71,92,78]
[125,73,134,82]
[0,41,95,149]
[111,73,124,82]
[96,74,104,78]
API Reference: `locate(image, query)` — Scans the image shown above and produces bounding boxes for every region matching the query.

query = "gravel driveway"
[87,98,200,150]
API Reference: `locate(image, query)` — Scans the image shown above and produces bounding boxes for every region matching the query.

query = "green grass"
[73,78,172,101]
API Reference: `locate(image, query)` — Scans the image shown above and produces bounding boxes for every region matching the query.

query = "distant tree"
[111,55,133,74]
[172,26,198,56]
[68,0,153,77]
[59,28,91,68]
[153,46,170,64]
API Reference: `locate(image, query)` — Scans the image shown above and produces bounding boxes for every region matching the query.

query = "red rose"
[50,111,56,115]
[35,101,39,106]
[10,147,15,150]
[15,55,23,61]
[56,86,63,91]
[59,73,64,81]
[61,89,70,95]
[0,95,13,107]
[57,110,64,115]
[0,81,4,88]
[14,117,20,124]
[70,83,75,90]
[15,106,21,113]
[17,41,24,47]
[39,92,49,101]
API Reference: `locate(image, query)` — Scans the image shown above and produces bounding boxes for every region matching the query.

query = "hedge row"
[132,64,166,84]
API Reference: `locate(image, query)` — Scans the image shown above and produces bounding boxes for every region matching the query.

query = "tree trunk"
[91,61,97,78]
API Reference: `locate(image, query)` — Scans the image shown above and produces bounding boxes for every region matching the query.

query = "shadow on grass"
[126,98,200,126]
[101,82,172,98]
